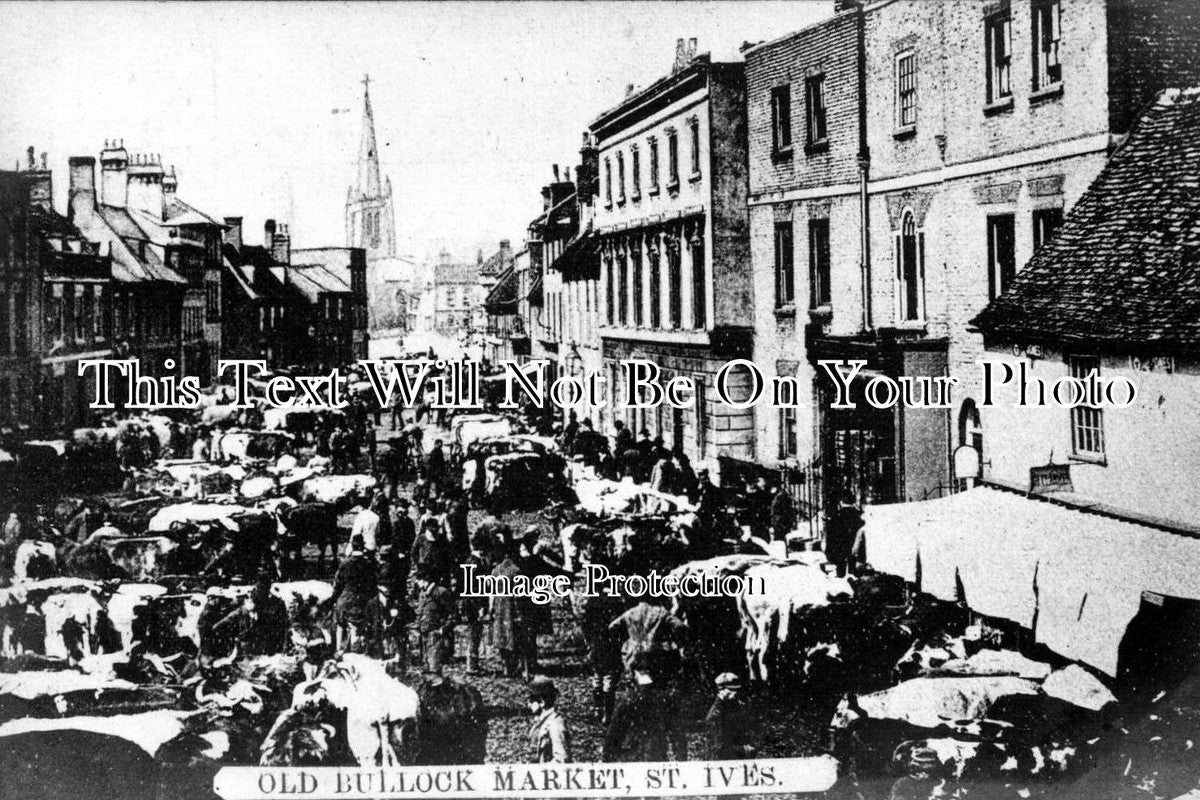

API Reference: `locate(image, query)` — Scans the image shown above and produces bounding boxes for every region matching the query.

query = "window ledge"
[666,179,680,193]
[808,304,833,322]
[1029,82,1064,105]
[983,96,1014,116]
[774,304,796,318]
[890,319,928,332]
[616,197,626,207]
[772,145,794,162]
[648,185,660,196]
[805,139,830,155]
[604,201,613,210]
[631,191,641,203]
[688,171,702,184]
[893,124,917,140]
[1069,453,1107,467]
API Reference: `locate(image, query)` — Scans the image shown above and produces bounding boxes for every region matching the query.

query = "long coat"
[489,557,534,651]
[602,684,689,762]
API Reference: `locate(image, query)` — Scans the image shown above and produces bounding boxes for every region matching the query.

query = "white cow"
[12,541,57,582]
[299,474,376,506]
[104,583,168,650]
[286,653,420,766]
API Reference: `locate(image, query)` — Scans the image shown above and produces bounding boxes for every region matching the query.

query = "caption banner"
[213,757,838,799]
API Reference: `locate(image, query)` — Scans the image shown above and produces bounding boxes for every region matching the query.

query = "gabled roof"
[222,243,293,302]
[974,88,1200,351]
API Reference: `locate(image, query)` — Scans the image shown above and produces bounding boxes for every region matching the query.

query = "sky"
[0,1,831,264]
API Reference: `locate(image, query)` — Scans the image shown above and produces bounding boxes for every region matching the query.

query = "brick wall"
[746,12,861,197]
[1108,0,1200,135]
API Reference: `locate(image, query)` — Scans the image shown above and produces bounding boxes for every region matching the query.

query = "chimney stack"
[500,239,513,265]
[264,218,277,248]
[672,37,698,74]
[552,164,560,182]
[270,221,291,265]
[21,145,53,211]
[68,156,97,224]
[100,140,129,209]
[224,216,243,251]
[577,131,599,205]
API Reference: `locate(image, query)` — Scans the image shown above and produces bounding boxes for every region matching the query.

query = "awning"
[862,485,1200,677]
[484,266,518,314]
[551,228,599,279]
[526,273,543,306]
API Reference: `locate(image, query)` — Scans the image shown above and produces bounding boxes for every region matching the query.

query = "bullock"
[104,537,177,582]
[104,583,168,651]
[277,502,341,572]
[263,653,421,767]
[131,592,207,659]
[148,502,252,533]
[12,540,57,582]
[297,474,376,510]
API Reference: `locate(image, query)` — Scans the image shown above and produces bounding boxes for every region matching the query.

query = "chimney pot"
[40,152,47,170]
[26,146,35,170]
[552,164,559,181]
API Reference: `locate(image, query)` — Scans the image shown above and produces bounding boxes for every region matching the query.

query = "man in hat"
[325,534,380,653]
[603,652,688,762]
[704,672,758,759]
[527,677,571,763]
[212,574,290,658]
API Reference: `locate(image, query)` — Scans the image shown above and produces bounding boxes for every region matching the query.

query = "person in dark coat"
[580,590,624,724]
[649,454,677,495]
[411,514,455,589]
[674,453,698,502]
[325,535,380,653]
[560,411,579,455]
[704,672,759,759]
[384,498,417,594]
[602,652,689,762]
[459,530,496,674]
[416,579,458,675]
[612,420,633,462]
[769,487,797,542]
[490,540,536,679]
[425,440,448,490]
[825,493,864,577]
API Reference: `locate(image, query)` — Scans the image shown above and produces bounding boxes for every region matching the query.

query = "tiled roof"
[288,263,352,303]
[95,206,186,285]
[164,196,223,227]
[974,88,1200,351]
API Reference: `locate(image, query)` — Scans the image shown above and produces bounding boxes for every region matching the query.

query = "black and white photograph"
[2,1,1200,798]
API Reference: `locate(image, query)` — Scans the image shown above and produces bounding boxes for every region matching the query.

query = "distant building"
[292,247,370,360]
[483,251,524,365]
[1,153,114,432]
[220,218,303,369]
[346,75,414,329]
[428,251,481,334]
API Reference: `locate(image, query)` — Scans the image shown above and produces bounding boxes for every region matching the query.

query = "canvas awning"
[862,485,1200,677]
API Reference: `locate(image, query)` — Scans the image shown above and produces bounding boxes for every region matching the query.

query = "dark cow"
[279,502,340,574]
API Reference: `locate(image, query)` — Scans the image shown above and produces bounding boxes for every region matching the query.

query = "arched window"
[895,210,925,321]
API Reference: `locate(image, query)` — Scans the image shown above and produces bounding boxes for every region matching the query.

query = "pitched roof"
[974,88,1200,351]
[95,206,185,284]
[287,263,352,303]
[164,196,223,227]
[551,226,599,279]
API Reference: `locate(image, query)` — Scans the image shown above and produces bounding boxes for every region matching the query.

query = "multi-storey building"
[221,218,303,369]
[292,247,370,360]
[745,0,1200,512]
[483,250,523,365]
[589,39,752,467]
[1,155,113,432]
[526,168,581,378]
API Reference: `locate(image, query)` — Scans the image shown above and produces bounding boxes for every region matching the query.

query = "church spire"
[354,73,383,200]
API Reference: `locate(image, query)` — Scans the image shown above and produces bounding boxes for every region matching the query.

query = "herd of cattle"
[0,376,1182,798]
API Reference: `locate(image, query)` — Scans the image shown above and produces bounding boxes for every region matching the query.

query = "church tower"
[346,74,397,266]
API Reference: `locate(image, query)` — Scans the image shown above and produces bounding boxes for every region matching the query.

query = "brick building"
[745,0,1200,512]
[1,156,113,432]
[220,218,303,369]
[590,39,752,467]
[68,143,186,382]
[292,247,370,360]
